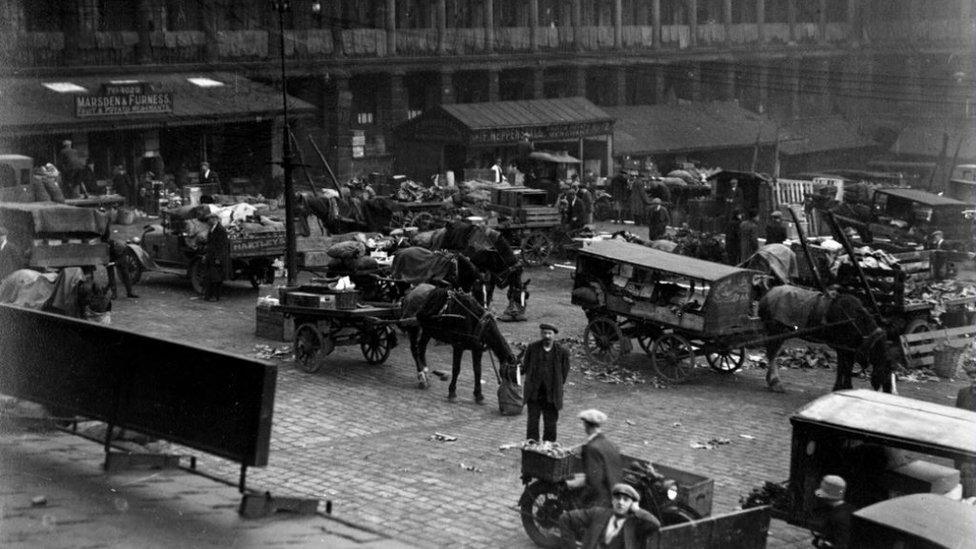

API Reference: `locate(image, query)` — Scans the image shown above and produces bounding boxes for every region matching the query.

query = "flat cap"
[539,323,559,334]
[770,210,783,218]
[578,409,607,426]
[650,198,662,205]
[611,483,640,501]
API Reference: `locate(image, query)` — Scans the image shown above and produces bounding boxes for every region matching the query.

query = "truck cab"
[870,187,970,244]
[0,154,36,202]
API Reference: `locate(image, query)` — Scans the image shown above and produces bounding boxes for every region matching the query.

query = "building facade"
[0,0,972,185]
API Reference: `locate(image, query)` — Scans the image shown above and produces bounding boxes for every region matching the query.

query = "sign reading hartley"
[75,83,174,117]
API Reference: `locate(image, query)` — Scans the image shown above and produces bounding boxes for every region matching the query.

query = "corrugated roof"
[778,116,877,156]
[576,238,751,282]
[876,187,968,206]
[890,121,976,161]
[792,390,976,458]
[606,101,779,155]
[0,72,316,134]
[440,97,612,130]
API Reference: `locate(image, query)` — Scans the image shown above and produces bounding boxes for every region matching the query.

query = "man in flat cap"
[0,226,26,280]
[646,197,670,241]
[765,210,787,245]
[522,323,570,442]
[567,409,624,508]
[559,482,660,549]
[201,212,230,301]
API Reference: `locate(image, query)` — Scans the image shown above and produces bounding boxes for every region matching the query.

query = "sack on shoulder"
[497,379,523,416]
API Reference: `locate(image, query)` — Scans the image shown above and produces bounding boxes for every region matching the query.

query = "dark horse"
[0,267,112,321]
[295,191,398,236]
[759,285,893,393]
[400,283,518,399]
[388,246,485,301]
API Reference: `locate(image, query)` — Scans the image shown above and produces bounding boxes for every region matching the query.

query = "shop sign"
[75,82,174,117]
[469,120,613,145]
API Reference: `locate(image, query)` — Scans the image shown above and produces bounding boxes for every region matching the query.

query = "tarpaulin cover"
[0,267,85,316]
[760,285,829,329]
[0,202,109,236]
[753,243,798,284]
[390,247,456,285]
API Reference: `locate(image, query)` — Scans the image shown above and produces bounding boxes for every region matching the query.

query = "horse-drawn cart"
[280,286,399,373]
[486,187,562,266]
[572,239,763,383]
[388,200,454,232]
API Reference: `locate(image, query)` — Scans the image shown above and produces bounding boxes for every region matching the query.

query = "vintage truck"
[123,206,285,295]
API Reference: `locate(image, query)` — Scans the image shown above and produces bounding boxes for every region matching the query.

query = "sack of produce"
[327,240,365,259]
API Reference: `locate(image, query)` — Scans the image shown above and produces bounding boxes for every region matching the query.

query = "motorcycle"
[519,459,701,548]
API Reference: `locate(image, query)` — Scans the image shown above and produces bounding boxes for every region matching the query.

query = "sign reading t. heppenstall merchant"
[75,83,173,117]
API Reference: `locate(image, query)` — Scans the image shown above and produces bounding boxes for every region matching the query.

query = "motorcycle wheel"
[519,482,576,548]
[659,504,701,526]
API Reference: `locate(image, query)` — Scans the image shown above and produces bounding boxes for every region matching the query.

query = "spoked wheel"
[519,482,580,548]
[634,324,661,356]
[706,347,746,373]
[521,232,552,267]
[411,212,435,231]
[294,323,325,373]
[360,324,396,365]
[583,316,627,365]
[650,333,697,383]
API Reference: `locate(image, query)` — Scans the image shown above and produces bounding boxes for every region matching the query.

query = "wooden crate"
[900,325,975,370]
[255,305,294,341]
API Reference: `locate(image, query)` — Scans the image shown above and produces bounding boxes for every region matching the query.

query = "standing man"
[724,210,743,265]
[810,475,852,549]
[57,139,85,196]
[199,161,223,194]
[490,157,504,184]
[566,409,624,508]
[929,230,949,280]
[579,181,594,226]
[609,170,631,224]
[522,323,570,442]
[103,227,139,300]
[645,198,670,241]
[558,483,660,549]
[739,210,760,262]
[0,226,26,280]
[566,184,587,231]
[629,178,649,225]
[765,210,787,245]
[201,212,230,302]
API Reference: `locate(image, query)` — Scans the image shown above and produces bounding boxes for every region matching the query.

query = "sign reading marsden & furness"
[75,82,174,117]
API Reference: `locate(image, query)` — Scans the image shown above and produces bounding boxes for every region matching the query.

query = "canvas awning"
[605,101,779,156]
[528,151,581,163]
[0,72,316,136]
[394,97,614,146]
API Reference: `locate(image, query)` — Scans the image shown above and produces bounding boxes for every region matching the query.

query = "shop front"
[0,72,315,201]
[391,97,614,184]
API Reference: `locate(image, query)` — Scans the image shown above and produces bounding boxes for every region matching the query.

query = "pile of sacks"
[829,245,899,277]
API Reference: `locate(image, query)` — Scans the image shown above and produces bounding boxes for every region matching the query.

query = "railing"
[696,23,726,46]
[283,29,334,57]
[824,22,850,43]
[764,22,791,43]
[728,23,760,44]
[218,30,269,59]
[621,25,655,48]
[660,24,692,49]
[865,19,967,43]
[578,26,615,50]
[340,28,387,57]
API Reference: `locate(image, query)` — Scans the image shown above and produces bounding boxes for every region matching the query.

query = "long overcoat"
[522,341,570,409]
[203,222,231,281]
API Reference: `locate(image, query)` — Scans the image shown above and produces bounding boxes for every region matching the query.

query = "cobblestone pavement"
[88,245,972,549]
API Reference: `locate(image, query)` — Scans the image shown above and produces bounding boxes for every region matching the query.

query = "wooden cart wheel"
[294,323,325,373]
[706,347,746,373]
[521,232,552,267]
[411,212,435,231]
[583,316,627,365]
[650,333,697,383]
[634,324,661,356]
[361,324,396,365]
[903,317,934,336]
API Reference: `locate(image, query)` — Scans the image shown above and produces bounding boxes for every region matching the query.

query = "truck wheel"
[903,317,934,335]
[188,258,207,295]
[121,249,143,284]
[519,482,575,548]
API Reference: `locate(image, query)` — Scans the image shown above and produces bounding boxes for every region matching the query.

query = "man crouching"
[558,483,660,549]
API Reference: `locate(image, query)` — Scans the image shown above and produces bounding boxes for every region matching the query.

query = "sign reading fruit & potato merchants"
[75,82,174,117]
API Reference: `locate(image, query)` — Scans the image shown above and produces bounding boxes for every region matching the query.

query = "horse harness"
[428,289,494,349]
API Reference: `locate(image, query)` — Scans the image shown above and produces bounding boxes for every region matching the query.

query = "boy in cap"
[765,210,787,245]
[522,323,570,442]
[558,482,660,549]
[566,409,624,507]
[810,475,852,549]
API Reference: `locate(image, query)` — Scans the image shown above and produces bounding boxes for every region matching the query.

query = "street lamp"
[270,0,297,286]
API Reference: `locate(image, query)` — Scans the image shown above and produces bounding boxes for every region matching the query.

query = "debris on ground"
[671,422,682,428]
[429,432,458,442]
[253,344,292,360]
[751,346,834,370]
[896,369,942,383]
[31,495,47,507]
[690,437,732,450]
[498,443,521,452]
[459,462,483,473]
[739,434,756,440]
[740,482,788,509]
[625,419,636,426]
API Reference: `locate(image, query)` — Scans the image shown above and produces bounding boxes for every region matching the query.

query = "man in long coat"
[522,323,570,442]
[629,179,650,225]
[202,213,230,301]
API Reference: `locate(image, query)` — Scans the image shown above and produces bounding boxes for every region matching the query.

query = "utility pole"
[271,0,297,286]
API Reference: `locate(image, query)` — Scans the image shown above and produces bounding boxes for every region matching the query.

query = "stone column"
[487,69,501,102]
[137,0,153,63]
[722,62,736,100]
[724,0,733,46]
[573,0,583,52]
[613,66,627,105]
[689,62,701,102]
[653,64,667,103]
[688,0,698,48]
[816,58,831,111]
[757,61,769,113]
[757,0,766,44]
[200,1,219,62]
[532,67,546,99]
[387,71,409,128]
[484,0,495,53]
[819,0,828,44]
[333,72,353,182]
[386,0,397,55]
[787,0,797,44]
[573,66,587,98]
[652,0,661,48]
[439,69,455,104]
[530,0,540,51]
[613,0,623,49]
[436,0,447,55]
[332,1,344,57]
[787,58,801,119]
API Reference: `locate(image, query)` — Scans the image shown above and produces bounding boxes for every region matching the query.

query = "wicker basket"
[932,341,967,379]
[521,449,582,482]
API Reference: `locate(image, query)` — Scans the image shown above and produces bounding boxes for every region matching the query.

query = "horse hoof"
[767,382,786,394]
[448,392,457,402]
[474,394,485,405]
